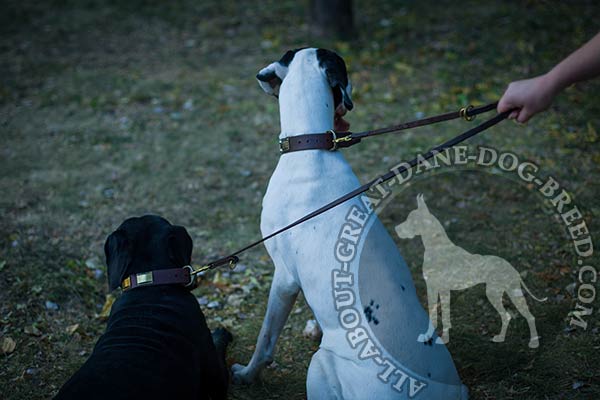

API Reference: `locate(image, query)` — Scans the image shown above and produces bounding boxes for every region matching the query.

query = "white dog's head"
[256,48,353,131]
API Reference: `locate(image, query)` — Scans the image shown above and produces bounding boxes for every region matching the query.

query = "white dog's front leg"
[232,265,299,384]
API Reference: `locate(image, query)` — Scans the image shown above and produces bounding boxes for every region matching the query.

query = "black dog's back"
[56,286,229,400]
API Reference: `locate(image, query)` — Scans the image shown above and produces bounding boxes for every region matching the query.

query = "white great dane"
[232,48,468,399]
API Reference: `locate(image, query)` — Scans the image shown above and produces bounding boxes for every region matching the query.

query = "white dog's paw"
[417,332,433,343]
[491,334,505,343]
[528,336,540,349]
[436,329,449,344]
[231,363,255,385]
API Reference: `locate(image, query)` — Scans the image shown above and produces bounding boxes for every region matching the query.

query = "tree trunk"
[309,0,354,41]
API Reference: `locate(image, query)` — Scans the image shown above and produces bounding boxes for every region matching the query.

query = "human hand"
[497,74,559,123]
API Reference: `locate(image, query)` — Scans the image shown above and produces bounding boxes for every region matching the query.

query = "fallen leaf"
[66,324,79,335]
[24,325,42,336]
[1,337,16,354]
[534,271,561,282]
[213,271,229,285]
[559,265,571,275]
[85,258,99,269]
[207,300,221,309]
[197,296,209,306]
[45,300,59,310]
[226,293,244,308]
[393,62,413,75]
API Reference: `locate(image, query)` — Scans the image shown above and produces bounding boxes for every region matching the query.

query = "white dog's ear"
[256,62,285,96]
[316,48,353,112]
[256,49,303,96]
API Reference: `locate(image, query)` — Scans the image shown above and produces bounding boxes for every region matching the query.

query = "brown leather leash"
[119,103,511,291]
[188,102,512,279]
[279,103,498,154]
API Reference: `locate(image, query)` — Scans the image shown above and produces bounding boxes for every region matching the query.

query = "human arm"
[498,32,600,122]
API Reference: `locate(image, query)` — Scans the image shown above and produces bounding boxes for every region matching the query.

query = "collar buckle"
[279,138,290,153]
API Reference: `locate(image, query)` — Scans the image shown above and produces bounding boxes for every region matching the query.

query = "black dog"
[56,215,231,400]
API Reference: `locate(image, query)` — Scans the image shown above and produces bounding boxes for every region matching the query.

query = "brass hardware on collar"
[190,264,212,276]
[183,265,195,287]
[228,259,237,270]
[136,271,154,285]
[279,138,290,153]
[330,130,353,151]
[459,105,475,121]
[122,276,131,290]
[334,136,352,143]
[328,130,339,151]
[189,258,238,278]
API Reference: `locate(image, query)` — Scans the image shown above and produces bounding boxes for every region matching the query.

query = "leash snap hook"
[183,265,199,287]
[189,264,211,278]
[329,130,339,151]
[228,258,237,270]
[460,105,475,121]
[330,130,352,151]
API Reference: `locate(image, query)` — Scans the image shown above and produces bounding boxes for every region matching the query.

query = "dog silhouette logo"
[395,194,547,349]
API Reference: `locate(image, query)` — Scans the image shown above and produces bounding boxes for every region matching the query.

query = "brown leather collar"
[121,266,194,291]
[279,130,360,154]
[278,103,498,154]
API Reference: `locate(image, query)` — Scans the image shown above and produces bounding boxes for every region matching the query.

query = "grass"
[1,0,599,398]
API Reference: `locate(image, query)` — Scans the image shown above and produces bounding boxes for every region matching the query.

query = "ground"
[1,1,599,399]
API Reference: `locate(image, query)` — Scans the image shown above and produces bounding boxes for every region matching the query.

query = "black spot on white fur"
[278,47,306,67]
[364,299,380,325]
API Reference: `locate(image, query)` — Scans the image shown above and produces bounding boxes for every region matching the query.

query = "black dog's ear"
[316,48,354,112]
[104,229,132,291]
[168,225,193,267]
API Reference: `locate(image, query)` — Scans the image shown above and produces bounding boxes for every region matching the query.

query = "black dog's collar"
[121,266,194,291]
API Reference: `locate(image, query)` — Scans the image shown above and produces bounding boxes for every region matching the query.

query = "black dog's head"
[104,215,193,291]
